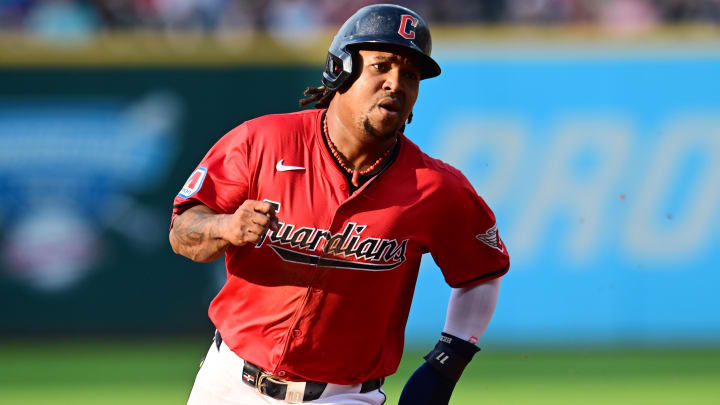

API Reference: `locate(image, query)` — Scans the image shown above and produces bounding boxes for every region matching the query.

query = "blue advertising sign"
[404,48,720,345]
[0,92,181,291]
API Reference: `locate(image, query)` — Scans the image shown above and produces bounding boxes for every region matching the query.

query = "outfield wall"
[1,34,719,345]
[407,42,720,346]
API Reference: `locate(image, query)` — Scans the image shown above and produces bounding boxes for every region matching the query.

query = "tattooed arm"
[169,201,279,263]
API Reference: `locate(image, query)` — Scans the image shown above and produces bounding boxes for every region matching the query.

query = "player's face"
[342,49,421,138]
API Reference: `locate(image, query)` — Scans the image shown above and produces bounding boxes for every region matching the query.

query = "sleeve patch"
[178,167,207,199]
[476,224,505,253]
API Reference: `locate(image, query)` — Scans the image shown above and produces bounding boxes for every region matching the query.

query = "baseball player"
[169,4,508,405]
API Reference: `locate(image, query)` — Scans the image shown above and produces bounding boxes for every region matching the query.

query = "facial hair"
[362,118,393,139]
[362,112,404,139]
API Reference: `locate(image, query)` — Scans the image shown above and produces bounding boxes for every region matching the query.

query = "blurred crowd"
[1,0,719,39]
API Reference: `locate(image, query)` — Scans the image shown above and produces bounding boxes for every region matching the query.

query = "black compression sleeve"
[423,333,481,382]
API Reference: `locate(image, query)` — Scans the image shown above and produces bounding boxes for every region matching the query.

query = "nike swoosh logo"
[276,160,305,172]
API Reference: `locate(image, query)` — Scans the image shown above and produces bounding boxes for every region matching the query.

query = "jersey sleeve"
[170,123,251,227]
[429,172,509,288]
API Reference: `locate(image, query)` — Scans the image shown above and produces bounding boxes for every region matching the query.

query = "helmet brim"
[346,40,441,80]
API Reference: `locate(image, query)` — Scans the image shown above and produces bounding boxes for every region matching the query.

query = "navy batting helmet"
[322,4,441,91]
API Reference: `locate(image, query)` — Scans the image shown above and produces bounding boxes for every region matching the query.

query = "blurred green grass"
[1,338,718,404]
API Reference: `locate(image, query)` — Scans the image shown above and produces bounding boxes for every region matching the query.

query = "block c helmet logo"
[398,14,419,39]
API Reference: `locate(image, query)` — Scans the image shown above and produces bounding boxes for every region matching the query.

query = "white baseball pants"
[187,339,386,405]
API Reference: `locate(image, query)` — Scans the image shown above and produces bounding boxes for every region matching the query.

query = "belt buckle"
[255,372,306,403]
[255,371,272,394]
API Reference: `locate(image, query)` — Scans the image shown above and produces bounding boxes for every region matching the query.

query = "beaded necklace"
[323,115,397,187]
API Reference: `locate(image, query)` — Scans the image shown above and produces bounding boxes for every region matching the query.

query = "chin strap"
[423,333,481,383]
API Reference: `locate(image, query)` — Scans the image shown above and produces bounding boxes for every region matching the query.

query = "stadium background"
[1,0,719,404]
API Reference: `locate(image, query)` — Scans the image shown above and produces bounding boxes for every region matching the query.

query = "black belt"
[215,330,384,402]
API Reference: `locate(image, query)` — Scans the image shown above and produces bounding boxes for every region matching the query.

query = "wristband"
[423,333,480,382]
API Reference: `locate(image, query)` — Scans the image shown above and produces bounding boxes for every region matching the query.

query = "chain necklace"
[324,115,397,187]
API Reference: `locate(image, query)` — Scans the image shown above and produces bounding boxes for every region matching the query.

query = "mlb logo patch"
[178,167,207,199]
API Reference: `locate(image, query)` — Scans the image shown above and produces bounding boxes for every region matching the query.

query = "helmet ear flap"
[322,50,353,91]
[330,55,342,75]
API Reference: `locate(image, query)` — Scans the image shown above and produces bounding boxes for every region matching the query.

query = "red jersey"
[171,108,509,385]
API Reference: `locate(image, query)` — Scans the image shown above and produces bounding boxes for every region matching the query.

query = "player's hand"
[219,200,279,246]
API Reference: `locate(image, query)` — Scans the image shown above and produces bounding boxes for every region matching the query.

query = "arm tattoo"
[170,206,229,262]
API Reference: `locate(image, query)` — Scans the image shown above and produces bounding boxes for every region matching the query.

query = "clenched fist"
[219,200,280,246]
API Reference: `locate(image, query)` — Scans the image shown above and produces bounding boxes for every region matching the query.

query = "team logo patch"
[398,14,418,40]
[476,224,505,253]
[178,167,207,199]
